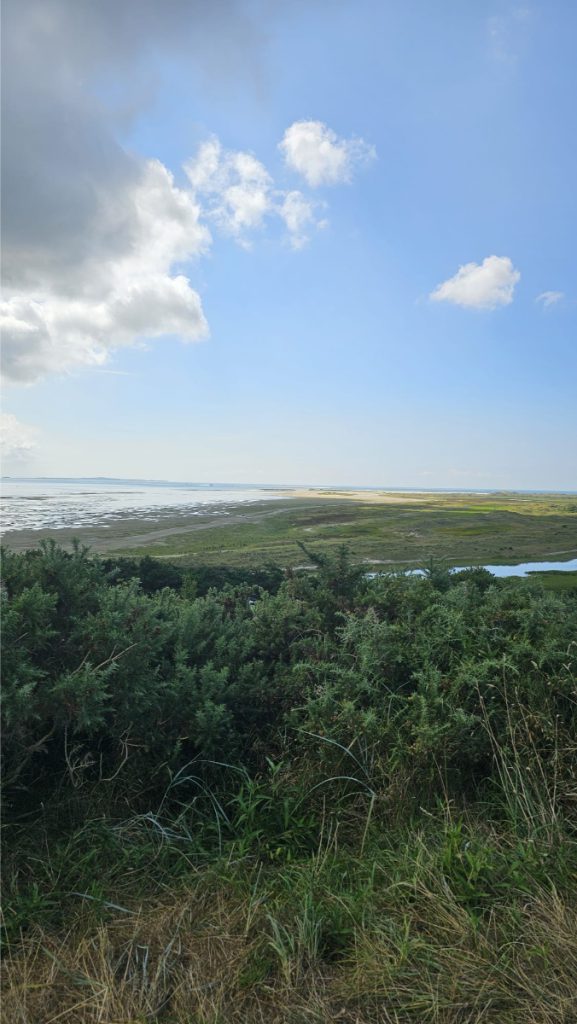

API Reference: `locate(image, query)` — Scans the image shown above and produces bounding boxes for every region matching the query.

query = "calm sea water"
[365,559,577,580]
[470,559,577,577]
[0,479,279,532]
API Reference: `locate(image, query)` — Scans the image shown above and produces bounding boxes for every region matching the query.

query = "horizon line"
[2,476,576,496]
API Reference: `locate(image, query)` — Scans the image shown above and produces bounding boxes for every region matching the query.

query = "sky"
[1,0,576,489]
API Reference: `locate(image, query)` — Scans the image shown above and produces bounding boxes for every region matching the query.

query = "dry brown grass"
[3,879,577,1024]
[339,885,577,1024]
[2,886,334,1024]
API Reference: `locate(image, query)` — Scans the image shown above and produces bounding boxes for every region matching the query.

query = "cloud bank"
[0,127,348,385]
[1,2,372,385]
[1,160,210,383]
[1,3,374,391]
[1,0,248,385]
[430,255,521,310]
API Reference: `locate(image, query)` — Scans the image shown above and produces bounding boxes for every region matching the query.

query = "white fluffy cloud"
[536,290,564,308]
[430,255,521,310]
[185,137,324,250]
[0,412,37,460]
[185,139,274,241]
[1,160,210,384]
[279,120,376,187]
[1,279,209,385]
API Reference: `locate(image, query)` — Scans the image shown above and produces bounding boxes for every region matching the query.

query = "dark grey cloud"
[1,0,263,296]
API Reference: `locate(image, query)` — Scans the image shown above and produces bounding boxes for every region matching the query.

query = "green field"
[109,490,577,569]
[528,569,577,591]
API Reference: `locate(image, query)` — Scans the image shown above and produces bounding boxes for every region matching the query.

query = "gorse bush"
[2,540,576,810]
[2,542,577,1021]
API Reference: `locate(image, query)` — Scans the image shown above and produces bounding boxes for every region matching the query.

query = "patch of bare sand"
[281,488,428,504]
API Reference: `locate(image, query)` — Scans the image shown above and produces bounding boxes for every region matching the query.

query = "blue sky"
[2,0,576,488]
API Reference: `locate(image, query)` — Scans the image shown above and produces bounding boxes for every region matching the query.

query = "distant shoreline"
[2,477,576,496]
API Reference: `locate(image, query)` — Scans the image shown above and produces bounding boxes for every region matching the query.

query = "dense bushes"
[2,540,576,815]
[2,544,573,823]
[2,541,577,1021]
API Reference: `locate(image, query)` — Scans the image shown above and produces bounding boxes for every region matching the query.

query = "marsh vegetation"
[4,491,577,574]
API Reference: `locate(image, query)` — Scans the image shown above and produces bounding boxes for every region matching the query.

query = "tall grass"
[3,824,577,1023]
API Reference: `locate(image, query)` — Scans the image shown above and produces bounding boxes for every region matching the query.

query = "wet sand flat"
[0,500,298,553]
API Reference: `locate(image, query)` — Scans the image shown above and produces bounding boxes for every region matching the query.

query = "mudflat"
[1,500,292,553]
